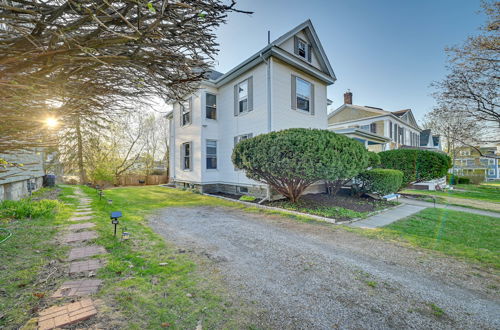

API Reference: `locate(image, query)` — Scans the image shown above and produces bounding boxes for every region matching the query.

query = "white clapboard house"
[167,20,336,198]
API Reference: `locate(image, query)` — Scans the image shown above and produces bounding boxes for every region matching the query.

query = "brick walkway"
[69,259,104,275]
[37,299,97,330]
[51,279,102,298]
[37,187,107,329]
[62,231,97,243]
[70,215,94,221]
[68,222,95,230]
[68,245,106,260]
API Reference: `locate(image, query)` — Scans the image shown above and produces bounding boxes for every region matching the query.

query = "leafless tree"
[433,1,499,142]
[0,0,251,154]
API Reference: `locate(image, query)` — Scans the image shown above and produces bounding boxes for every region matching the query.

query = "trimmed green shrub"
[379,149,451,188]
[458,177,471,184]
[353,169,403,197]
[367,151,381,168]
[232,128,369,203]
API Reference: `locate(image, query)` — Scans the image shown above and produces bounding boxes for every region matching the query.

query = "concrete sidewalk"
[350,204,426,229]
[400,198,500,218]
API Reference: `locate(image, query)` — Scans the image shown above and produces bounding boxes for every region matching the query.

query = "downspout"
[259,50,272,202]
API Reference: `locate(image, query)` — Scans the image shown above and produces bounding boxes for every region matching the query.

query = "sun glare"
[45,117,59,128]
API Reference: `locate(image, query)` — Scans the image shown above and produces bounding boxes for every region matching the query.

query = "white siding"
[272,59,328,130]
[279,31,323,71]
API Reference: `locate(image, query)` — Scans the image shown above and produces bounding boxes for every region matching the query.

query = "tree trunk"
[75,116,86,184]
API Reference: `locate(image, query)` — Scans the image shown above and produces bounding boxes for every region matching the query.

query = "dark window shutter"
[187,97,192,125]
[234,136,238,146]
[291,75,297,110]
[294,36,299,55]
[307,44,312,62]
[234,84,238,116]
[247,77,253,111]
[310,82,315,115]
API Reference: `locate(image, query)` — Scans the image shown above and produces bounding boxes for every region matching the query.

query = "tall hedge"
[232,128,369,202]
[378,149,451,188]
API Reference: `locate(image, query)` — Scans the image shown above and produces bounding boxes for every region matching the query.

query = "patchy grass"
[78,185,259,329]
[403,183,500,204]
[0,188,72,329]
[348,208,500,268]
[429,303,445,317]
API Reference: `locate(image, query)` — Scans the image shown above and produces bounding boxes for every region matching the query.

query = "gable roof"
[328,104,421,131]
[207,20,336,86]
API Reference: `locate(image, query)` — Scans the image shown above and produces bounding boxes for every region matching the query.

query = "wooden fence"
[117,175,168,186]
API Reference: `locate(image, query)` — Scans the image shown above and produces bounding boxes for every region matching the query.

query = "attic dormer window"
[294,36,311,62]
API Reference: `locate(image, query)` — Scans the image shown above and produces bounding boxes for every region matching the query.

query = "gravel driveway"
[149,206,499,329]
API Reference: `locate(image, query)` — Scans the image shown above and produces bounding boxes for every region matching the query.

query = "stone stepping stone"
[69,259,104,275]
[68,222,95,231]
[51,279,102,298]
[70,215,94,221]
[74,211,93,216]
[37,298,97,330]
[76,207,92,212]
[68,246,106,261]
[62,231,97,243]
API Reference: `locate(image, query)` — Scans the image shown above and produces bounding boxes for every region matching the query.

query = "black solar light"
[110,211,122,237]
[99,189,103,200]
[107,199,113,205]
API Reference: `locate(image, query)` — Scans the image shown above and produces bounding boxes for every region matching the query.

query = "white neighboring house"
[167,20,336,197]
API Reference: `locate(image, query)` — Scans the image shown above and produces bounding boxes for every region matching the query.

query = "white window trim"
[296,76,311,113]
[181,142,192,171]
[205,92,217,120]
[180,98,192,127]
[206,139,217,170]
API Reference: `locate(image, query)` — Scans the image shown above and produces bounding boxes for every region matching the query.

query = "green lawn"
[352,208,500,268]
[78,185,259,329]
[403,183,500,203]
[0,186,75,329]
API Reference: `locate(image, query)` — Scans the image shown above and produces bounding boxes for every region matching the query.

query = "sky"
[213,0,486,123]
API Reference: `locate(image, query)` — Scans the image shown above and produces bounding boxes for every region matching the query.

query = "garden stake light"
[110,211,122,237]
[99,189,103,200]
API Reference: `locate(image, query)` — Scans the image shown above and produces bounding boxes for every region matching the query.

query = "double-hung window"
[238,80,248,113]
[206,140,217,170]
[206,93,217,120]
[234,77,253,115]
[180,98,191,126]
[181,142,192,170]
[293,76,313,113]
[294,36,311,62]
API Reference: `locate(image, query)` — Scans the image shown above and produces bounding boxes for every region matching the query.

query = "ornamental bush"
[367,151,381,168]
[378,149,451,188]
[353,169,403,197]
[232,128,369,203]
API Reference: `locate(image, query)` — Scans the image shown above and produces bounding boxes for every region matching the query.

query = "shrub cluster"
[378,149,451,188]
[232,128,369,202]
[353,169,403,197]
[0,198,61,219]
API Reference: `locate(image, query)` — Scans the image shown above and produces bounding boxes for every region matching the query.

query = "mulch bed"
[211,189,396,213]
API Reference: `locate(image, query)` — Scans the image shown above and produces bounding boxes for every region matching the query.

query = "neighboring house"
[0,151,44,201]
[167,20,336,197]
[328,91,422,152]
[452,146,500,181]
[419,129,441,150]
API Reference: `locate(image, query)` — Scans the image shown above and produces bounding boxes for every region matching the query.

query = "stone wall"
[0,177,43,201]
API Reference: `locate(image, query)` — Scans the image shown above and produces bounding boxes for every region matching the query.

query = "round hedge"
[378,149,451,188]
[232,128,369,202]
[354,169,403,196]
